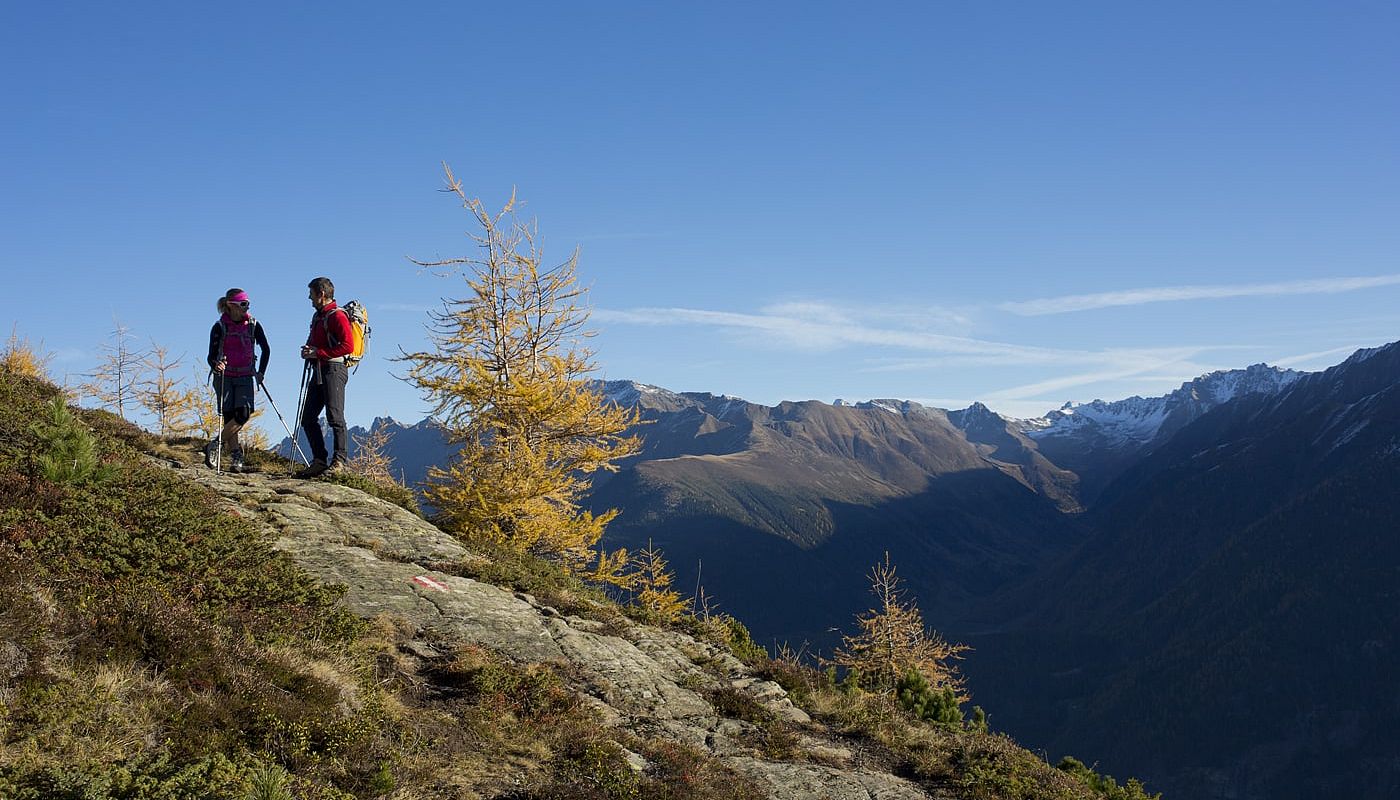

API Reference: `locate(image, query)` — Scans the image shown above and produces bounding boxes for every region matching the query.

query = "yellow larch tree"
[187,366,223,440]
[399,165,642,581]
[348,424,397,485]
[138,343,198,436]
[241,409,271,451]
[832,553,970,699]
[0,325,53,378]
[632,540,686,622]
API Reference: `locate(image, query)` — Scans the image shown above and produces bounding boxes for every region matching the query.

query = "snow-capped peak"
[596,379,681,408]
[1015,364,1302,446]
[947,401,1009,433]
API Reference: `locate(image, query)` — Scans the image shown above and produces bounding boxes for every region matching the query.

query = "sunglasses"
[231,300,250,309]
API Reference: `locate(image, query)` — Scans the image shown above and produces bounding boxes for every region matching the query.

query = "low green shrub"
[897,668,963,728]
[0,752,249,800]
[32,397,116,486]
[1057,757,1162,800]
[721,615,767,664]
[435,645,580,720]
[323,470,421,517]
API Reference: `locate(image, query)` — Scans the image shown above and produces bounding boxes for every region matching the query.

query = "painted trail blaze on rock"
[412,575,451,592]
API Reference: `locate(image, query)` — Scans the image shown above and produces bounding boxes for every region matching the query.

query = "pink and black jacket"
[208,314,271,379]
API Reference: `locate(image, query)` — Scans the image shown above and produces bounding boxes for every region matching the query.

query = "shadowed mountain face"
[583,385,1092,652]
[971,344,1400,799]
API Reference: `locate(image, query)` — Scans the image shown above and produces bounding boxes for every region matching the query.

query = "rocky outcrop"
[166,463,936,800]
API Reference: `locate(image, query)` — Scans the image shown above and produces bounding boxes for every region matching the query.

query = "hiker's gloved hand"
[256,372,266,387]
[300,345,315,359]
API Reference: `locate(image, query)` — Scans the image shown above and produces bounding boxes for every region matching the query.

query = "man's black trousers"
[302,361,348,464]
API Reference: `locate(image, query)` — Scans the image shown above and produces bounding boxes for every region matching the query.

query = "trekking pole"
[210,372,223,475]
[259,380,309,464]
[292,360,311,464]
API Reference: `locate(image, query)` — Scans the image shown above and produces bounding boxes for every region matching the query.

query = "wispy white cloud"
[757,301,977,333]
[983,355,1214,402]
[595,303,1241,381]
[856,346,1229,374]
[595,304,1072,362]
[1000,274,1400,316]
[1271,343,1366,368]
[595,299,1266,415]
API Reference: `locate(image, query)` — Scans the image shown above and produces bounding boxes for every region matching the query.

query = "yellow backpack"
[326,300,370,370]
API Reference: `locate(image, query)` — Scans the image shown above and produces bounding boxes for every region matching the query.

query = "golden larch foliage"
[0,326,53,378]
[242,411,271,451]
[138,343,198,436]
[188,366,223,440]
[633,540,686,622]
[348,424,396,484]
[399,165,643,581]
[831,553,970,700]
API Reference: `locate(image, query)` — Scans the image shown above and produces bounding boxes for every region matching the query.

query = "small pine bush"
[32,396,115,486]
[723,615,767,664]
[896,668,963,728]
[1056,756,1163,800]
[969,705,989,733]
[243,762,294,800]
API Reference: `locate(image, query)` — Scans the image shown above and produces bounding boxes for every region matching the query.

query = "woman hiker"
[205,288,270,473]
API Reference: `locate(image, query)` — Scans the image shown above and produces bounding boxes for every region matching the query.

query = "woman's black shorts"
[217,375,256,424]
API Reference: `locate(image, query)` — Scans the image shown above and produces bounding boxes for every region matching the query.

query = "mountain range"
[281,344,1400,799]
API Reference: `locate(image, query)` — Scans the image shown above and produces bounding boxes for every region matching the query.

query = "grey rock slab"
[546,621,714,719]
[726,757,934,800]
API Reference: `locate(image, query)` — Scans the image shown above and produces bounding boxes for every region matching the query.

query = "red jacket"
[306,302,355,361]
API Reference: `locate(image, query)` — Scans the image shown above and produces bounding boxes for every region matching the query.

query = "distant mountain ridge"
[277,416,456,487]
[290,365,1307,514]
[1011,363,1303,502]
[1018,362,1304,444]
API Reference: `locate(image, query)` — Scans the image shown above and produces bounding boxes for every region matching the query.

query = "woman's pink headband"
[227,291,250,304]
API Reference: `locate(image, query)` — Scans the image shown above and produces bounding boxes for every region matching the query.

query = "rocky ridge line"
[162,460,936,800]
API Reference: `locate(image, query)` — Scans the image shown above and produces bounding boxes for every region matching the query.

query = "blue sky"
[4,2,1398,426]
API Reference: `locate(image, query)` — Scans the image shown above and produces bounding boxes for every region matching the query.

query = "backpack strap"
[322,307,351,364]
[323,308,347,348]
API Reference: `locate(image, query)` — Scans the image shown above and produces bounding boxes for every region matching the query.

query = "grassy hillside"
[0,372,757,799]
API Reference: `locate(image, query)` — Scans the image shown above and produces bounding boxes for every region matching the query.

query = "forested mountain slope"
[970,344,1400,799]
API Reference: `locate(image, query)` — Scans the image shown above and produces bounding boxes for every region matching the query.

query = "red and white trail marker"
[411,575,451,593]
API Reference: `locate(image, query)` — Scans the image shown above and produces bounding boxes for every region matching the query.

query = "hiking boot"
[296,459,328,479]
[203,441,219,470]
[229,451,245,474]
[327,459,349,475]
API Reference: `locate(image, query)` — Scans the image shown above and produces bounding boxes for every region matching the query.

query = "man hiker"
[205,288,270,473]
[296,276,353,478]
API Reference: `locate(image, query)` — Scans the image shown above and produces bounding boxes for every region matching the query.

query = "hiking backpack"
[326,300,370,371]
[217,317,260,377]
